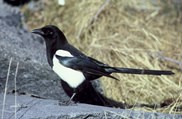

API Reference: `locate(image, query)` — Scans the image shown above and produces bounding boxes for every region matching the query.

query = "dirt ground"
[22,0,182,114]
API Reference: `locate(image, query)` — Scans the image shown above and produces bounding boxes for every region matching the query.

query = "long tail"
[106,67,174,75]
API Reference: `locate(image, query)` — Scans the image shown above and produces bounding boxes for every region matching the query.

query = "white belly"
[52,55,85,88]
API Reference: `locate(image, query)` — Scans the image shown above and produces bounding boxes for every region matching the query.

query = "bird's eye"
[42,28,55,38]
[48,31,53,35]
[45,30,54,37]
[47,31,53,35]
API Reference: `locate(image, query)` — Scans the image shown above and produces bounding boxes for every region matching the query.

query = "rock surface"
[1,94,181,119]
[0,0,69,102]
[0,0,182,119]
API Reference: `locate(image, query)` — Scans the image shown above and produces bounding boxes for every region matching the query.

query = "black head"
[32,25,68,48]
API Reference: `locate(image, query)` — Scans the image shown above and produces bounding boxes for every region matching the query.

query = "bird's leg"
[66,93,76,104]
[66,88,77,105]
[59,93,76,106]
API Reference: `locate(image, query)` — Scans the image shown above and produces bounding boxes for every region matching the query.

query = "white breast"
[52,50,85,88]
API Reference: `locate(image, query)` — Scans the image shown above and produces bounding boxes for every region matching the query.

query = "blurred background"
[20,0,182,114]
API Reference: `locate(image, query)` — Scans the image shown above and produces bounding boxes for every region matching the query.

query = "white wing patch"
[55,50,73,57]
[52,55,85,88]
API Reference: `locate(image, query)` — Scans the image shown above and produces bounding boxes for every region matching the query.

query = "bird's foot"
[58,100,77,106]
[59,93,77,106]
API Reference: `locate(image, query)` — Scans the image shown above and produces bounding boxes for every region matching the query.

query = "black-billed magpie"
[32,25,174,103]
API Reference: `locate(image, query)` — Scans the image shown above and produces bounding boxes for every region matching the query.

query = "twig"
[156,53,182,71]
[160,57,182,67]
[18,100,41,119]
[1,58,13,119]
[77,0,110,40]
[14,62,19,119]
[89,0,110,25]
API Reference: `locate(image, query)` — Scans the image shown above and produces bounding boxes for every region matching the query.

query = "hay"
[22,0,182,113]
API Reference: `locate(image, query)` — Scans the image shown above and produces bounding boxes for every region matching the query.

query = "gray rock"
[0,94,181,119]
[0,0,22,27]
[0,0,181,119]
[0,0,69,101]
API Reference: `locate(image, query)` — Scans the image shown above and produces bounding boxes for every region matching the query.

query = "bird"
[32,25,174,104]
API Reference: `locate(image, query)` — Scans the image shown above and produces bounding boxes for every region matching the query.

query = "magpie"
[32,25,174,103]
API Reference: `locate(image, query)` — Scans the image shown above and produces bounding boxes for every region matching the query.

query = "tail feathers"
[106,67,174,75]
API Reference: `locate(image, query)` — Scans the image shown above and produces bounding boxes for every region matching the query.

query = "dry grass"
[22,0,182,114]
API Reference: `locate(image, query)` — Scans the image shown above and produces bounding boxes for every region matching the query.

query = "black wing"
[55,55,118,80]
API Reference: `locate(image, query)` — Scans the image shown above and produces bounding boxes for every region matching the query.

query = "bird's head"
[32,25,68,48]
